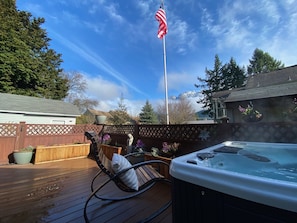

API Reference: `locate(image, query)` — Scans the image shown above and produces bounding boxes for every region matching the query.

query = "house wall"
[0,113,77,125]
[226,96,294,123]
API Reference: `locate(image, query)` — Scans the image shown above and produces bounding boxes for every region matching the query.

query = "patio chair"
[84,130,172,223]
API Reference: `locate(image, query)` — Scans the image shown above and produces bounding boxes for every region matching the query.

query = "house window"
[213,99,227,120]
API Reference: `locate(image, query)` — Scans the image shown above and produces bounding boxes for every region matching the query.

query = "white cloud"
[188,97,204,111]
[95,100,116,112]
[87,0,106,14]
[94,96,147,116]
[83,21,105,34]
[169,19,198,54]
[85,75,136,113]
[158,72,197,92]
[200,1,297,66]
[86,76,127,101]
[136,0,153,15]
[104,4,125,23]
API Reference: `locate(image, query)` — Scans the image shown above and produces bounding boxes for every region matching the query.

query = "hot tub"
[170,141,297,222]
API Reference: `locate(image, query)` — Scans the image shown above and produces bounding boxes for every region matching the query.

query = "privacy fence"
[105,122,297,156]
[1,121,296,164]
[0,122,102,164]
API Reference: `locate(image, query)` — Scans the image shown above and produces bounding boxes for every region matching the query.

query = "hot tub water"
[194,142,297,183]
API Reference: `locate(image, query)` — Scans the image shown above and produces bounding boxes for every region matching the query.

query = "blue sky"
[16,0,297,116]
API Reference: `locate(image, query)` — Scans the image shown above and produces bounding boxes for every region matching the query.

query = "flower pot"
[13,151,33,164]
[242,114,263,122]
[159,151,175,158]
[95,115,107,124]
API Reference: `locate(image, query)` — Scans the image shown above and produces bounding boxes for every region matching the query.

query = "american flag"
[155,8,167,39]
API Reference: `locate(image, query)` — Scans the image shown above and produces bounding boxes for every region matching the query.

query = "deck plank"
[0,158,172,223]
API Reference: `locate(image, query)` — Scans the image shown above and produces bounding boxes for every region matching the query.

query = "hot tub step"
[242,152,270,162]
[196,152,215,160]
[214,146,242,154]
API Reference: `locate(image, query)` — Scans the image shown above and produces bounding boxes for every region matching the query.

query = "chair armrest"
[124,151,145,158]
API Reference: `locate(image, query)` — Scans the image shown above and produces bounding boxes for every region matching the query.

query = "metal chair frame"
[84,130,172,223]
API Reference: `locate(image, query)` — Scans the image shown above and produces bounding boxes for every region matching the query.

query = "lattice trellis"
[230,123,297,143]
[0,124,17,137]
[105,123,297,144]
[26,124,103,136]
[104,125,135,135]
[26,124,75,136]
[137,124,219,142]
[83,125,102,133]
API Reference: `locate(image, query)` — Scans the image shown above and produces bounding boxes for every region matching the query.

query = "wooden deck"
[0,158,172,223]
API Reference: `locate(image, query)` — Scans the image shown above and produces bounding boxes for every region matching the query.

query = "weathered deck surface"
[0,158,172,223]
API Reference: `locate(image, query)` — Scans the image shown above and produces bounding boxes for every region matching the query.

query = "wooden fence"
[1,121,297,165]
[103,122,297,156]
[0,122,103,165]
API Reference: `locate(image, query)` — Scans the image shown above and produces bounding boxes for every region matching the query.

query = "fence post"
[83,124,87,143]
[134,124,140,142]
[15,122,26,150]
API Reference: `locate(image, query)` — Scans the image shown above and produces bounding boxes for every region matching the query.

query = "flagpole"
[161,0,169,125]
[163,35,169,125]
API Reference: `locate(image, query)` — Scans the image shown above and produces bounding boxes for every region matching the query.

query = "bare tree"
[157,97,196,124]
[62,71,98,113]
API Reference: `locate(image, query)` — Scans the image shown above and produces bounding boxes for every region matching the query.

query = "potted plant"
[13,145,34,164]
[151,142,180,158]
[101,133,112,145]
[238,102,263,122]
[95,115,107,124]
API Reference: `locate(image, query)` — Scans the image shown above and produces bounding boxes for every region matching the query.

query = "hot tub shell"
[170,141,297,222]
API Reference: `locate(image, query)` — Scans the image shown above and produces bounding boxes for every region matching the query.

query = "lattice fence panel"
[138,124,219,142]
[72,125,85,134]
[104,125,136,135]
[85,125,102,133]
[26,124,105,136]
[72,125,102,134]
[230,122,297,143]
[272,124,297,143]
[0,124,17,137]
[26,124,75,136]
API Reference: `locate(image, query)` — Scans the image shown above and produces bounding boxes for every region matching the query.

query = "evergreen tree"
[0,0,67,99]
[247,48,284,75]
[221,57,246,90]
[139,100,158,124]
[109,94,131,125]
[196,55,246,117]
[195,54,223,116]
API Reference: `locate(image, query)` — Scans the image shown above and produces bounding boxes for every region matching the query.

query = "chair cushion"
[111,154,139,191]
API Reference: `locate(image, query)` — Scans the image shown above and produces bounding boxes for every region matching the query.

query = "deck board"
[0,158,172,223]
